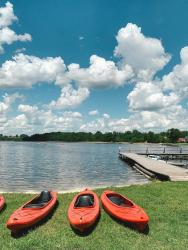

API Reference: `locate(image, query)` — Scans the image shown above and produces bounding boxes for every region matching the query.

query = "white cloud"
[0,52,133,90]
[103,113,110,119]
[0,27,31,49]
[29,110,82,128]
[0,53,132,90]
[114,23,170,81]
[108,118,131,131]
[8,114,28,126]
[0,117,7,126]
[65,111,82,118]
[0,101,8,113]
[80,118,105,132]
[0,17,187,134]
[0,92,24,134]
[130,105,188,131]
[1,97,188,135]
[79,36,84,40]
[0,2,31,53]
[0,2,17,28]
[18,104,38,113]
[0,53,66,87]
[162,46,188,98]
[49,84,90,109]
[0,92,23,113]
[80,116,135,133]
[42,111,83,133]
[80,105,188,133]
[3,113,31,134]
[127,82,179,111]
[62,55,133,88]
[1,108,83,135]
[14,47,26,54]
[89,110,99,116]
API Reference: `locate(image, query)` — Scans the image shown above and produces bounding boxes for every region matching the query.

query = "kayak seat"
[75,194,94,208]
[108,195,131,207]
[24,191,52,208]
[24,203,47,208]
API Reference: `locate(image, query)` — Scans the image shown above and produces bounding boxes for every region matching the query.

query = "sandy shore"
[0,181,150,194]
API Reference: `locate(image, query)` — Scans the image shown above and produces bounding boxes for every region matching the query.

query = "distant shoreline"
[1,140,188,146]
[1,129,188,144]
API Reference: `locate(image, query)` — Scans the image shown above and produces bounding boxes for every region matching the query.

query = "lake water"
[0,142,148,192]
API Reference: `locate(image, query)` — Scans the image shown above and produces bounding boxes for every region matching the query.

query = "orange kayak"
[101,190,149,231]
[7,191,57,233]
[68,189,100,232]
[0,195,5,211]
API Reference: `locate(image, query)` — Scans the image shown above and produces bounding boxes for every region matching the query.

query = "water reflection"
[0,142,148,192]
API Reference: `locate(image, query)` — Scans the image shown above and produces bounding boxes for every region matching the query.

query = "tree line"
[0,128,187,143]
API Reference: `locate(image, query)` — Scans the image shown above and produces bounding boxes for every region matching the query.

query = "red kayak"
[101,190,149,231]
[68,189,100,232]
[7,191,57,233]
[0,195,5,211]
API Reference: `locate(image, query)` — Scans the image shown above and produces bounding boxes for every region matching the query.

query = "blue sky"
[0,1,188,134]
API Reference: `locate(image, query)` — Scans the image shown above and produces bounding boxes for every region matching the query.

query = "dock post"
[146,147,148,156]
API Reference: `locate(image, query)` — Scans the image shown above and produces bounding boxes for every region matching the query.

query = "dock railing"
[122,147,188,155]
[118,146,188,161]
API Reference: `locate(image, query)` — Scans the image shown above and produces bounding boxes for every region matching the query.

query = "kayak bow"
[68,189,100,232]
[7,191,57,233]
[0,195,5,211]
[101,190,149,231]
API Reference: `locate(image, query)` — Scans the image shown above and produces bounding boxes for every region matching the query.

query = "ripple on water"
[0,141,149,192]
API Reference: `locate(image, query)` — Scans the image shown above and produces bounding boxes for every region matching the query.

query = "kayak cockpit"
[107,194,134,207]
[24,191,52,208]
[74,194,94,208]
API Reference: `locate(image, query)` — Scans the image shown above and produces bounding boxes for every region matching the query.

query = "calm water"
[0,142,148,192]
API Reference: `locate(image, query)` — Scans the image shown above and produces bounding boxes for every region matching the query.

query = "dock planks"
[120,152,188,181]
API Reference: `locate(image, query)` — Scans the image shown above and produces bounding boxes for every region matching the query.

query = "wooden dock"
[119,152,188,181]
[123,147,188,158]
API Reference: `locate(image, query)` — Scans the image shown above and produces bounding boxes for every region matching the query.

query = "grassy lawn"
[0,181,188,250]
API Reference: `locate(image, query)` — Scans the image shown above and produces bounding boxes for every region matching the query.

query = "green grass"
[1,182,188,250]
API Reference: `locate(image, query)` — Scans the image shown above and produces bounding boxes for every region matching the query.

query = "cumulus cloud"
[80,118,105,132]
[89,110,99,116]
[130,104,188,131]
[2,108,83,135]
[0,54,133,90]
[18,104,38,113]
[80,115,139,133]
[49,84,90,109]
[0,101,8,113]
[127,82,179,111]
[162,46,188,98]
[103,113,110,119]
[62,55,133,88]
[30,110,82,128]
[114,23,170,81]
[80,114,131,132]
[0,14,188,134]
[7,114,29,128]
[0,92,25,132]
[80,105,188,133]
[40,111,83,133]
[0,53,66,87]
[14,47,26,54]
[0,2,31,53]
[0,2,17,28]
[0,92,23,113]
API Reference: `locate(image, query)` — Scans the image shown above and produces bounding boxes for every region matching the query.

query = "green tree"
[167,128,181,143]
